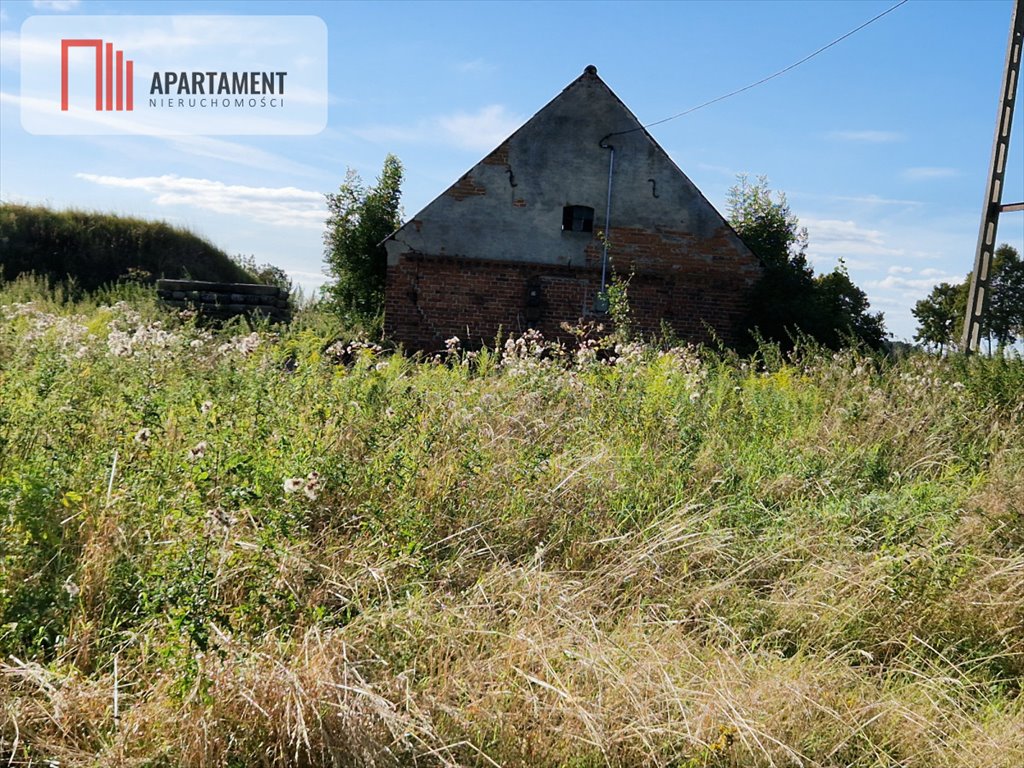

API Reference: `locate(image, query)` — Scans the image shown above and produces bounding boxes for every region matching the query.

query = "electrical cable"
[607,0,910,140]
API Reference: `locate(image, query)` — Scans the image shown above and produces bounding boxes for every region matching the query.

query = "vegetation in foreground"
[1,276,1022,767]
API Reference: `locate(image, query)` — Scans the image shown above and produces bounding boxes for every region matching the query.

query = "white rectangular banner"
[20,15,328,135]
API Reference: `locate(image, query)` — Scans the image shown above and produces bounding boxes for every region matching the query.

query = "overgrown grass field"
[1,277,1022,767]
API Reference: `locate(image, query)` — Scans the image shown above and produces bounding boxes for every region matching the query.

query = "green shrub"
[0,202,253,291]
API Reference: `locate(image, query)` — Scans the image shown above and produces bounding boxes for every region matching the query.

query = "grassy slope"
[0,278,1022,767]
[0,203,253,291]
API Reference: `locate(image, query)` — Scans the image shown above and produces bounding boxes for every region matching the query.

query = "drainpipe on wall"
[598,135,615,307]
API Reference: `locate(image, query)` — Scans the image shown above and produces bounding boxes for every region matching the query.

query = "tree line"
[323,157,945,353]
[912,244,1023,354]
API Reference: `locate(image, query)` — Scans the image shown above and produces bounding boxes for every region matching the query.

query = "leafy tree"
[232,253,293,293]
[728,176,815,349]
[322,154,403,319]
[727,175,811,274]
[912,281,966,353]
[728,175,886,351]
[814,260,887,349]
[987,243,1024,349]
[912,244,1022,354]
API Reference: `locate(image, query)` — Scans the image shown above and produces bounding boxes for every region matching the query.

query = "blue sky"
[2,0,1022,342]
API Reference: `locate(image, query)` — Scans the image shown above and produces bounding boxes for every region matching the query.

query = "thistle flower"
[207,507,235,530]
[283,477,305,494]
[134,428,152,443]
[187,441,208,461]
[218,332,264,357]
[64,578,80,599]
[304,470,322,500]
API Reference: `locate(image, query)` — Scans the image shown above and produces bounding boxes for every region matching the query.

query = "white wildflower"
[107,331,133,357]
[303,470,322,500]
[207,507,235,530]
[218,332,265,357]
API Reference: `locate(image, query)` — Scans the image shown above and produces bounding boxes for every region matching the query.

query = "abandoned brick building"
[383,65,763,352]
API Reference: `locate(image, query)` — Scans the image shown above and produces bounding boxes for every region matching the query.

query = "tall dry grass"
[1,281,1021,766]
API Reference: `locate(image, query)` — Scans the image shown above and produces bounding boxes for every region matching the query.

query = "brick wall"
[385,225,761,352]
[446,174,487,201]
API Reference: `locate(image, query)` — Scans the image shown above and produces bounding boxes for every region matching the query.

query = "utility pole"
[962,0,1023,353]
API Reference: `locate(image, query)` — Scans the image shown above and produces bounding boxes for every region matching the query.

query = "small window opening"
[562,205,594,233]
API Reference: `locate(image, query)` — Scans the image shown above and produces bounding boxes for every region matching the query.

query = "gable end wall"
[384,68,762,352]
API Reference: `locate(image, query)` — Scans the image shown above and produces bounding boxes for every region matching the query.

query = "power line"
[617,0,911,138]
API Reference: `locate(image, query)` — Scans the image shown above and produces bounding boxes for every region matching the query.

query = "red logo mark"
[61,39,134,111]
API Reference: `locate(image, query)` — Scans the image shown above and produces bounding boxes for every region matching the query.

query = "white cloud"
[802,217,904,258]
[828,194,923,207]
[792,211,984,339]
[829,130,904,143]
[869,273,958,292]
[1,89,130,130]
[166,136,324,177]
[32,0,81,11]
[353,104,523,153]
[437,105,521,151]
[902,167,960,180]
[3,28,202,72]
[694,161,742,178]
[0,31,35,71]
[1,90,322,174]
[351,124,420,145]
[869,295,916,312]
[75,174,326,229]
[454,59,492,74]
[865,264,961,302]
